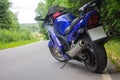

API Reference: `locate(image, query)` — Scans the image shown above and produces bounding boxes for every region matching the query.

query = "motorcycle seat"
[64,17,81,34]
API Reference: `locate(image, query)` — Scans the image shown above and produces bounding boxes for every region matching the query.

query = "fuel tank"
[54,13,75,35]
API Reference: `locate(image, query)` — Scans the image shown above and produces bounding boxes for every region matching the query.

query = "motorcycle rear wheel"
[84,42,107,73]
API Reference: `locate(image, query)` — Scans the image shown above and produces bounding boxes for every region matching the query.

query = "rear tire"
[84,42,107,73]
[80,34,107,73]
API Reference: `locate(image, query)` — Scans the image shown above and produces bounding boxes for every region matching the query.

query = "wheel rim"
[84,45,97,71]
[52,47,66,61]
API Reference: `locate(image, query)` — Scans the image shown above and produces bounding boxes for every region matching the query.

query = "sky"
[9,0,45,24]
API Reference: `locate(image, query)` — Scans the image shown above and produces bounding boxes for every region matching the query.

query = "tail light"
[87,13,100,28]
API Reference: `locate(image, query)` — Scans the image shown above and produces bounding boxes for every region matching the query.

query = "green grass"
[105,40,120,57]
[105,40,120,71]
[0,31,48,50]
[0,39,39,50]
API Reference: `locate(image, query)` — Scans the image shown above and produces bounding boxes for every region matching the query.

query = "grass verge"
[0,39,39,50]
[105,40,120,72]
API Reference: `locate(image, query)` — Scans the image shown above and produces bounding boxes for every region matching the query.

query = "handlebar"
[79,0,101,12]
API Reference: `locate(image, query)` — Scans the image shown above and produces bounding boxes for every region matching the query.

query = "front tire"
[49,46,67,62]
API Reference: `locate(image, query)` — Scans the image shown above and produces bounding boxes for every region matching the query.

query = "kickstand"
[61,61,68,69]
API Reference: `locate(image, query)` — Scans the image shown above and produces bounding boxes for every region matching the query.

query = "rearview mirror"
[35,16,45,21]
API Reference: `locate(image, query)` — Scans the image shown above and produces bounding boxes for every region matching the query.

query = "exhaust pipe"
[107,31,114,37]
[103,31,114,44]
[68,40,86,58]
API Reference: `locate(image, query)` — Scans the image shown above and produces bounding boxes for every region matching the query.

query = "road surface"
[0,41,120,80]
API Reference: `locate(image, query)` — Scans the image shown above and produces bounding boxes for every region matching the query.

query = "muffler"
[68,40,86,58]
[103,30,114,44]
[107,30,114,37]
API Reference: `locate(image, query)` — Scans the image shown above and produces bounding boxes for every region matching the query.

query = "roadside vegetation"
[0,39,39,50]
[36,0,120,71]
[105,39,120,72]
[0,0,46,50]
[0,29,40,50]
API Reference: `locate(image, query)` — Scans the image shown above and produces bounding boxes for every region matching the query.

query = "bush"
[0,29,33,44]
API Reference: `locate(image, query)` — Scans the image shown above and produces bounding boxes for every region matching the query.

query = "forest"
[0,0,42,49]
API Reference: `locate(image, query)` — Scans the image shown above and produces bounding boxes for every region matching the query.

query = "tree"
[36,2,47,18]
[0,0,20,30]
[35,2,48,39]
[0,0,10,12]
[46,0,90,15]
[101,0,120,38]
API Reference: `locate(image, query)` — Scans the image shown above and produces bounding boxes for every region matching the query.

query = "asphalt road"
[0,41,120,80]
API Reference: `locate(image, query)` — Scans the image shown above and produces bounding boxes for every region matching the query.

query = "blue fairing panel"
[82,10,100,26]
[54,13,75,35]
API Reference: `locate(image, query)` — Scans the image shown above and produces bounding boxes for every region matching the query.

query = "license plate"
[87,26,107,41]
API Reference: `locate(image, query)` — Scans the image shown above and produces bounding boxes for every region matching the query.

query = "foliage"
[46,0,90,15]
[0,29,33,44]
[0,39,39,50]
[0,0,36,45]
[101,0,120,38]
[0,0,20,30]
[105,40,120,71]
[0,0,10,12]
[35,2,48,39]
[0,0,47,50]
[106,40,120,57]
[20,23,39,32]
[39,22,48,39]
[36,2,47,18]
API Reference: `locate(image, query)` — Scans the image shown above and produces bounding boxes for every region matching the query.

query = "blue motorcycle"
[35,0,113,73]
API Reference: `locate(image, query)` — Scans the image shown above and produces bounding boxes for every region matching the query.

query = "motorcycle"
[35,0,113,73]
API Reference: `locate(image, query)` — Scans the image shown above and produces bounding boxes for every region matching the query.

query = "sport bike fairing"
[68,10,100,42]
[46,0,111,73]
[54,13,75,35]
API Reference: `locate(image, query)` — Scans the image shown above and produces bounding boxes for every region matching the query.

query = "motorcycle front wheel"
[49,46,67,62]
